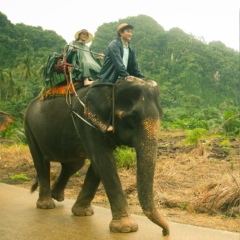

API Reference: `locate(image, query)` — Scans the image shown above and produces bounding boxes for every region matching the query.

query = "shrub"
[185,128,208,146]
[10,173,30,181]
[114,146,136,169]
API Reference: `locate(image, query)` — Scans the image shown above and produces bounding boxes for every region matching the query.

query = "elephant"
[24,76,170,236]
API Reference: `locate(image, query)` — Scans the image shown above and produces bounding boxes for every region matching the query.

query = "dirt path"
[0,130,239,233]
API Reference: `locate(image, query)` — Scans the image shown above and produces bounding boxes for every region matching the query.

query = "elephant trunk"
[135,119,170,236]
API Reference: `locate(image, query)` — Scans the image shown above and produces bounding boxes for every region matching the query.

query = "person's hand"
[98,53,105,59]
[72,45,78,52]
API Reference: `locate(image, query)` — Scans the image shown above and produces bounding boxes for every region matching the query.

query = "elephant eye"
[119,110,140,128]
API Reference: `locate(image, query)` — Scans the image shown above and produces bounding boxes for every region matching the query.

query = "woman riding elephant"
[66,29,105,87]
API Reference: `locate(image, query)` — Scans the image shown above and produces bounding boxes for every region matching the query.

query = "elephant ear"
[84,83,114,132]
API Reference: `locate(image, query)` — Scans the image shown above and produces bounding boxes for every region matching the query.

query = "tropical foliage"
[0,12,239,141]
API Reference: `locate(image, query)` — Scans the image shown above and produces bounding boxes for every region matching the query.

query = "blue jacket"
[99,37,145,83]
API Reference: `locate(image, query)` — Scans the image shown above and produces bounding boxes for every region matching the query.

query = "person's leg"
[82,63,93,86]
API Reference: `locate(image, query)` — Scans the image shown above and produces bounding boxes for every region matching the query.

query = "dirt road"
[1,183,239,240]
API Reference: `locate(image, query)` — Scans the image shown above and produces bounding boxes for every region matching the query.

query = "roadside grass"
[1,132,239,220]
[10,173,30,181]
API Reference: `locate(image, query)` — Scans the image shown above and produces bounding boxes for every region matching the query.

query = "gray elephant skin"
[24,76,170,236]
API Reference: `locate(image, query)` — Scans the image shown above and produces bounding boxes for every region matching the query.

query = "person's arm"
[128,49,145,79]
[91,50,105,66]
[66,41,79,62]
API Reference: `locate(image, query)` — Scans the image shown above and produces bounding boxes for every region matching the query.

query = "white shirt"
[123,45,129,69]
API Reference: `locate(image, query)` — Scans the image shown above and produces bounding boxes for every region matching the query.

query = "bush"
[10,173,30,181]
[113,146,136,169]
[185,128,208,146]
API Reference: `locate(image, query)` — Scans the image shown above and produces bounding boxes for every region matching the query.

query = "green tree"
[0,67,7,101]
[15,54,35,98]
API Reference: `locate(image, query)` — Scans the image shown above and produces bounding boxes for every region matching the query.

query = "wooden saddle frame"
[54,47,73,85]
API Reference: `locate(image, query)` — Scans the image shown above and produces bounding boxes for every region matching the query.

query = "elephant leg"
[72,163,100,216]
[35,160,56,209]
[51,160,85,202]
[97,153,138,233]
[31,149,55,209]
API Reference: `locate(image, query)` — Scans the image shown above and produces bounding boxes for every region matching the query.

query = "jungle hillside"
[0,12,239,140]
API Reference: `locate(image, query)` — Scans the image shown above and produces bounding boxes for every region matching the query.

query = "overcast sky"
[1,0,239,51]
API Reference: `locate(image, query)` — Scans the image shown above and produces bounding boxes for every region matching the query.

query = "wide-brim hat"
[117,23,134,33]
[74,29,93,43]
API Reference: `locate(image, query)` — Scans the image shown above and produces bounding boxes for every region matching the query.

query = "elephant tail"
[31,176,38,193]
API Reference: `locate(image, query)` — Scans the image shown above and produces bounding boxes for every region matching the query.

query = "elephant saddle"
[40,81,80,100]
[43,52,74,90]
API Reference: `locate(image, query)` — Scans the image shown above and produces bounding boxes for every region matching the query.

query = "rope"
[66,67,86,109]
[71,111,102,132]
[112,84,115,133]
[65,66,101,134]
[67,44,103,57]
[65,66,115,135]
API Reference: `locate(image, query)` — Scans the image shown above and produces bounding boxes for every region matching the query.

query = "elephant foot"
[110,215,138,233]
[51,190,64,202]
[71,203,94,216]
[36,197,55,209]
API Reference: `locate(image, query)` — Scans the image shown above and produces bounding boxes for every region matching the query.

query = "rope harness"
[65,66,115,137]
